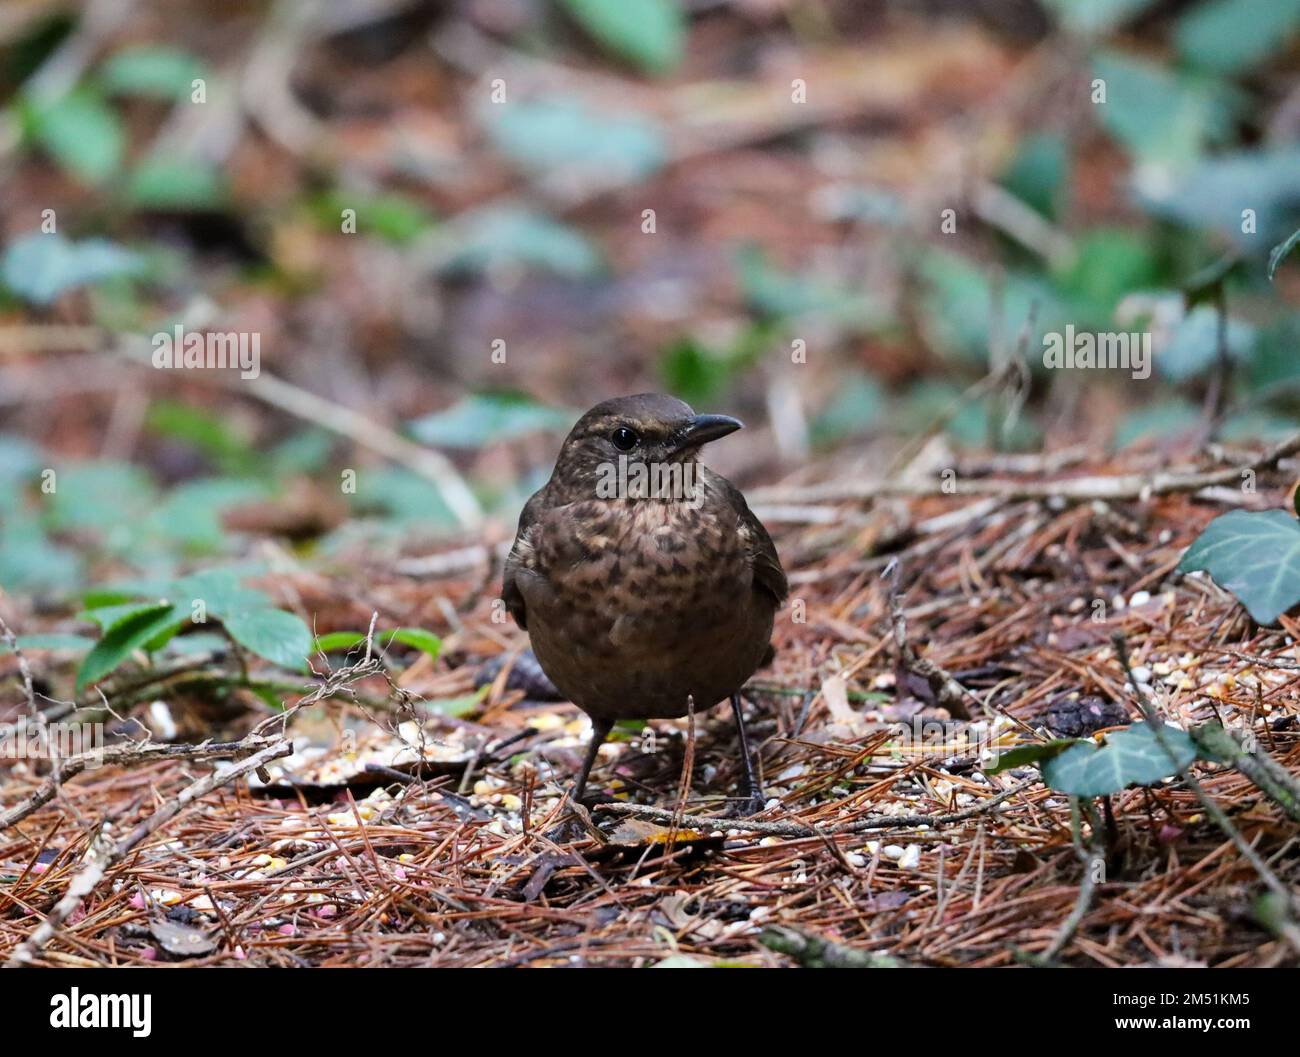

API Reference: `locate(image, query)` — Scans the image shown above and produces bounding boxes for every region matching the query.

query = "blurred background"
[1,0,1299,596]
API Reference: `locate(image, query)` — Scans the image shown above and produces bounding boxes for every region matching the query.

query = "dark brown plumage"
[503,393,786,811]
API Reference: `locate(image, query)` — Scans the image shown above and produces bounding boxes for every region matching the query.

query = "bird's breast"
[518,496,772,717]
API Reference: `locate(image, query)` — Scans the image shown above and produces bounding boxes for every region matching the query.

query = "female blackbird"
[503,393,786,812]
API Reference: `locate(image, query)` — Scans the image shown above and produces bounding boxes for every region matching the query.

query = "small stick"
[1037,797,1104,964]
[596,777,1033,839]
[0,734,287,832]
[0,614,38,719]
[887,560,977,719]
[1190,722,1300,823]
[761,926,911,968]
[667,696,697,851]
[5,738,290,966]
[748,429,1300,506]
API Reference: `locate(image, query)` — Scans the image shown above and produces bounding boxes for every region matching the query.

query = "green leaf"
[1157,306,1255,383]
[127,156,224,210]
[482,98,665,185]
[81,601,174,632]
[1040,0,1157,35]
[1268,226,1300,281]
[983,739,1081,776]
[434,205,601,277]
[422,685,488,717]
[0,513,83,594]
[171,569,273,619]
[46,461,157,556]
[313,631,366,654]
[0,633,95,654]
[313,190,435,245]
[1091,50,1233,169]
[101,45,206,99]
[1,233,141,306]
[1178,509,1300,624]
[1140,147,1300,244]
[314,627,441,661]
[147,480,266,552]
[915,249,1057,366]
[409,393,572,449]
[222,608,312,672]
[737,245,885,327]
[810,372,886,447]
[347,468,458,528]
[998,132,1068,220]
[146,401,256,473]
[386,627,441,661]
[1176,0,1300,74]
[1041,722,1200,797]
[1248,314,1300,393]
[558,0,685,74]
[1058,228,1161,323]
[28,89,123,184]
[658,338,745,407]
[77,602,181,691]
[1113,399,1202,449]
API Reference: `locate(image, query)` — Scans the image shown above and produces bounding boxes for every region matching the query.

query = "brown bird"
[503,393,787,813]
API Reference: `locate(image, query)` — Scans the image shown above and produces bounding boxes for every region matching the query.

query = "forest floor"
[3,438,1299,968]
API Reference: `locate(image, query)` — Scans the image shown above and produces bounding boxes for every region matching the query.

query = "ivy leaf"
[0,634,95,654]
[983,739,1080,775]
[77,602,182,691]
[313,631,366,654]
[1176,0,1300,75]
[1041,722,1199,797]
[1268,226,1300,281]
[222,608,312,672]
[482,98,665,185]
[171,569,273,618]
[386,627,441,661]
[80,601,175,633]
[434,205,601,278]
[423,685,489,717]
[1,233,141,306]
[127,156,224,210]
[1178,509,1300,624]
[558,0,685,74]
[100,45,206,100]
[313,627,441,662]
[408,393,572,449]
[28,89,124,184]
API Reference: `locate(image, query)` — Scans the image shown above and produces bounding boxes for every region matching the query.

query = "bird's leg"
[730,693,765,816]
[571,716,613,807]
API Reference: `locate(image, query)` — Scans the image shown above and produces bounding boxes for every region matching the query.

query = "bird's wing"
[714,473,787,604]
[502,489,546,630]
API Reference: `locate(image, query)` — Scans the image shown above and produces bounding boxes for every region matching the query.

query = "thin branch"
[5,737,291,966]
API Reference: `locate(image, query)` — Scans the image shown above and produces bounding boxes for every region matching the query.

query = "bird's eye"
[610,427,639,451]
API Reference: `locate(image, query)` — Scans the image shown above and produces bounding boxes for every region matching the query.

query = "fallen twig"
[761,926,911,967]
[1191,722,1300,823]
[887,560,977,719]
[0,734,287,832]
[5,737,290,966]
[595,777,1033,839]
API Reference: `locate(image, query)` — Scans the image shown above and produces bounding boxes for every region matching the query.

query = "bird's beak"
[669,413,743,455]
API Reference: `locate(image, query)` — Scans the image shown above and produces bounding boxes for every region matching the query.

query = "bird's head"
[550,393,743,502]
